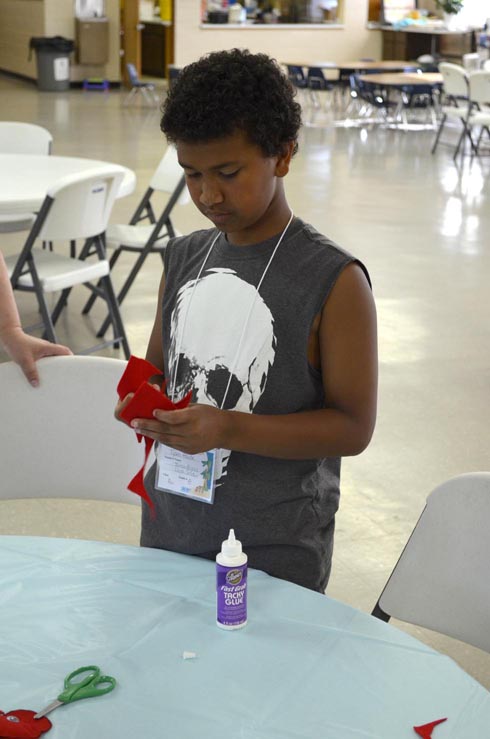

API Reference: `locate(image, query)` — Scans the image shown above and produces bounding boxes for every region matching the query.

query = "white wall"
[0,0,383,83]
[0,0,44,78]
[174,0,382,67]
[45,0,121,82]
[0,0,121,82]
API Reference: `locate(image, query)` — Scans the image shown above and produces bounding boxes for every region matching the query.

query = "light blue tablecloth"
[1,536,489,738]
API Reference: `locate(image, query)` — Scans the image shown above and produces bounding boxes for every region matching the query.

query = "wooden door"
[120,0,142,86]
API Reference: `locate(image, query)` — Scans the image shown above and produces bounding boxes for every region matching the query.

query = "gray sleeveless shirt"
[142,217,370,592]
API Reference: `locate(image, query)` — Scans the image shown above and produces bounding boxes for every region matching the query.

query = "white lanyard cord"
[170,231,220,399]
[219,211,294,410]
[170,212,294,408]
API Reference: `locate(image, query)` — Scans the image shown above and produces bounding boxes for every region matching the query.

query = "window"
[202,1,345,25]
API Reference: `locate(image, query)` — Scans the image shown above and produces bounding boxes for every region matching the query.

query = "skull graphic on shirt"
[168,268,277,481]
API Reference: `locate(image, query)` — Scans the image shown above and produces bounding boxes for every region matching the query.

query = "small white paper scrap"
[182,651,197,660]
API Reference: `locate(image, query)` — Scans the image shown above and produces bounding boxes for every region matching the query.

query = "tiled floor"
[1,73,489,688]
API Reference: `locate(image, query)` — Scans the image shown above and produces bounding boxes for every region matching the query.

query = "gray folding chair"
[372,472,490,654]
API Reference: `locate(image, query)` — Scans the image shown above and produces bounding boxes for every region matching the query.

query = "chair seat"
[5,249,110,292]
[0,213,36,233]
[441,104,470,119]
[106,223,176,249]
[469,110,490,126]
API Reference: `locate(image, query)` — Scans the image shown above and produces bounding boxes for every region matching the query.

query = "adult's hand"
[2,328,72,387]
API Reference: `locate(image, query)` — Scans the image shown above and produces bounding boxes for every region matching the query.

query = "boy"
[117,49,377,592]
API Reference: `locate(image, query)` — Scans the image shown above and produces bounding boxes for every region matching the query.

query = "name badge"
[155,443,218,504]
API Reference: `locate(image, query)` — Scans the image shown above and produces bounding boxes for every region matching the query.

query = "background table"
[357,72,443,88]
[1,536,489,738]
[0,154,136,215]
[283,60,420,73]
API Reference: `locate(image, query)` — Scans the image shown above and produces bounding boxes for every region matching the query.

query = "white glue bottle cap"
[217,529,247,566]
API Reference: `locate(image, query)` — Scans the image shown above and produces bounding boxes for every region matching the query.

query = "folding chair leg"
[51,287,73,326]
[475,126,490,156]
[35,288,59,344]
[431,114,446,154]
[82,247,122,315]
[453,127,466,159]
[96,247,152,338]
[123,88,138,106]
[453,121,475,160]
[100,275,131,358]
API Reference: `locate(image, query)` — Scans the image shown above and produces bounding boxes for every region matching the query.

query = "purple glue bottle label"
[216,563,247,628]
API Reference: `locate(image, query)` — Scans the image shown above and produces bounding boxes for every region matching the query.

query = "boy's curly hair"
[160,49,302,157]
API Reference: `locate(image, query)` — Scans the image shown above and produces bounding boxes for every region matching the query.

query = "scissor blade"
[34,699,63,719]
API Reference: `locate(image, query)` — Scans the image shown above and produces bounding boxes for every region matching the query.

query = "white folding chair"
[467,70,490,155]
[5,167,131,358]
[431,63,473,159]
[0,121,53,234]
[0,356,141,506]
[462,53,481,72]
[372,472,490,654]
[82,145,189,337]
[484,60,490,73]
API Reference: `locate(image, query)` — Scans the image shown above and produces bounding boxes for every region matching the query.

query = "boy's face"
[177,130,293,246]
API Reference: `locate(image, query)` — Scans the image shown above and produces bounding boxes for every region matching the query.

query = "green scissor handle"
[57,665,117,704]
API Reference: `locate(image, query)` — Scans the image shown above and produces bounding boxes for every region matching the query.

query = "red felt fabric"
[413,718,447,738]
[0,710,52,738]
[117,355,192,508]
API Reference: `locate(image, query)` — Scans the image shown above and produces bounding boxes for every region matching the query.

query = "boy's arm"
[134,263,378,459]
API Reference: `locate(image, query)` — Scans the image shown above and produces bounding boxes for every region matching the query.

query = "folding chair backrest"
[484,59,490,73]
[36,167,125,241]
[462,53,481,72]
[438,62,468,98]
[286,65,307,89]
[0,356,141,505]
[126,62,139,87]
[0,121,52,154]
[150,145,190,204]
[376,472,490,653]
[468,70,490,107]
[307,67,327,88]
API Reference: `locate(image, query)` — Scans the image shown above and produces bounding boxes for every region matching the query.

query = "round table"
[1,536,490,738]
[0,154,136,215]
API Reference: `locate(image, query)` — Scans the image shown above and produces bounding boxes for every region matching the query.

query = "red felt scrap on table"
[0,710,52,738]
[413,718,447,738]
[117,355,192,509]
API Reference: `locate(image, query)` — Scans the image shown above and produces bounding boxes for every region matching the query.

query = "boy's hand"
[114,392,135,422]
[130,404,228,455]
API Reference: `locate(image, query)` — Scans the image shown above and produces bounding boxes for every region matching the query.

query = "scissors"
[34,665,116,719]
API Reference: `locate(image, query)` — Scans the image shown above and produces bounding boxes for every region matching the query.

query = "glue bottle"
[216,529,248,630]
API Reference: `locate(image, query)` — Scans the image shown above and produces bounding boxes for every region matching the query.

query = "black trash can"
[29,37,75,91]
